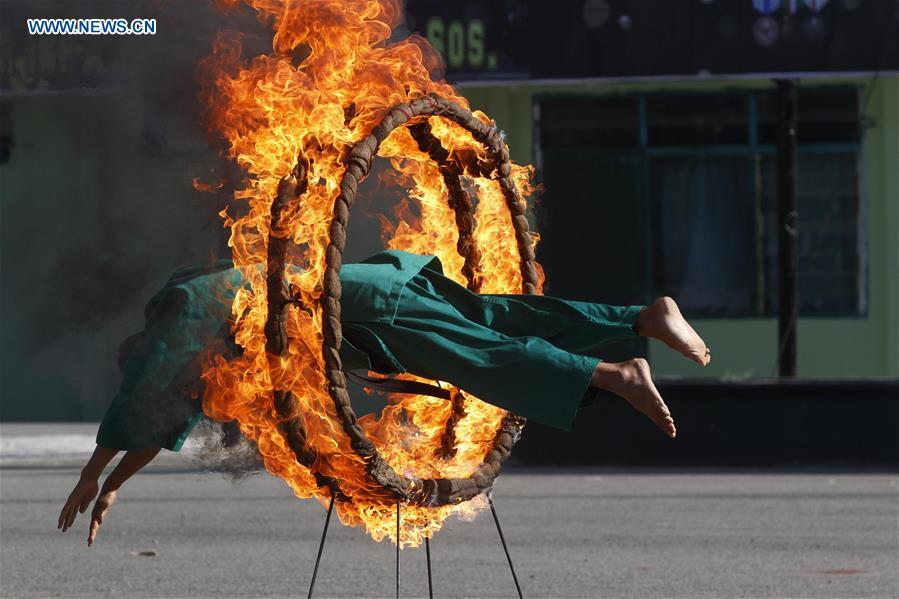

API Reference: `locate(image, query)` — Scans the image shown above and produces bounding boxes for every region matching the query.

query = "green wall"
[461,76,899,379]
[0,93,229,420]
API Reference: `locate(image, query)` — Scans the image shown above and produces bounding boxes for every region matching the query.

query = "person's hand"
[87,488,118,547]
[58,476,99,533]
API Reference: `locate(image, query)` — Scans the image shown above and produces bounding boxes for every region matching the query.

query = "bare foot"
[636,297,711,367]
[591,359,676,438]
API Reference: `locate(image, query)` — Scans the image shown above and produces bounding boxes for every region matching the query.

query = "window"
[536,87,865,317]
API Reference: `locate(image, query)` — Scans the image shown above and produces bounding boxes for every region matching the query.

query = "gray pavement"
[1,462,897,599]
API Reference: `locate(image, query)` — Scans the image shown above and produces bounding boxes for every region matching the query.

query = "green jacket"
[97,250,439,451]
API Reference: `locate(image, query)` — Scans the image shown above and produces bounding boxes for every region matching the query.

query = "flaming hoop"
[200,0,543,547]
[269,93,537,506]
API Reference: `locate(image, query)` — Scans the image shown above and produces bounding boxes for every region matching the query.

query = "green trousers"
[344,266,642,431]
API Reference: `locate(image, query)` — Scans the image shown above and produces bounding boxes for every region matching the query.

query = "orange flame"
[192,177,225,193]
[199,0,541,546]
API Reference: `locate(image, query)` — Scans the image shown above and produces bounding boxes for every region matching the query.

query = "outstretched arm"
[87,447,160,546]
[58,445,161,545]
[58,445,119,533]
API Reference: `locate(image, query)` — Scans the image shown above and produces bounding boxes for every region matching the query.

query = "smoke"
[0,2,302,422]
[185,419,264,481]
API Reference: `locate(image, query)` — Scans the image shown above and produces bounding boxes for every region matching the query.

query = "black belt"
[344,371,452,400]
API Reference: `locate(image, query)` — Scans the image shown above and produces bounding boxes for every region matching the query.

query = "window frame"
[533,85,867,319]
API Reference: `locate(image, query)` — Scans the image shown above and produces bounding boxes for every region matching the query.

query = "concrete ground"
[1,426,897,598]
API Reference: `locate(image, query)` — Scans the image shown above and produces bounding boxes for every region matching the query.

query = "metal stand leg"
[304,493,524,599]
[489,496,524,599]
[307,493,335,599]
[396,501,401,599]
[425,536,434,599]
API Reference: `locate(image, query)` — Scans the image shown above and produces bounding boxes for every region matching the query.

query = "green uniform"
[97,250,641,451]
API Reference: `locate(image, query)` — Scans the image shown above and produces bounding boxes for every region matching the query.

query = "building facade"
[462,76,899,379]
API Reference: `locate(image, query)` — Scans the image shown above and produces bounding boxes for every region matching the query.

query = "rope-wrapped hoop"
[272,94,538,506]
